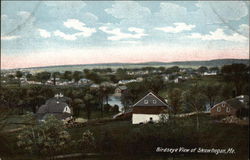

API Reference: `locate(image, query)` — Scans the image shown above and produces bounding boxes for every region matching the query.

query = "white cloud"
[54,19,96,40]
[54,30,77,41]
[37,28,51,38]
[105,1,151,20]
[99,26,147,41]
[1,35,21,40]
[1,14,8,20]
[238,24,249,37]
[188,28,248,42]
[104,1,151,26]
[63,19,96,37]
[155,23,195,33]
[155,3,188,23]
[17,11,31,18]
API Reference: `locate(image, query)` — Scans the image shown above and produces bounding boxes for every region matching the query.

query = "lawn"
[1,113,248,160]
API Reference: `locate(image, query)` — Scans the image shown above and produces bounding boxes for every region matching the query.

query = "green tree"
[36,72,51,84]
[200,83,221,107]
[73,71,82,84]
[17,115,71,158]
[182,85,206,131]
[52,72,60,85]
[221,63,248,95]
[78,130,96,153]
[63,71,73,81]
[83,93,97,120]
[168,88,183,114]
[16,71,23,87]
[197,66,208,73]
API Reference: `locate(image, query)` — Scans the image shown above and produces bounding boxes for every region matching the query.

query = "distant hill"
[167,59,249,66]
[4,59,249,72]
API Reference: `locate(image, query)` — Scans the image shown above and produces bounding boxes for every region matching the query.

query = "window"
[226,107,230,113]
[222,103,225,107]
[144,100,148,104]
[217,107,221,112]
[152,100,157,104]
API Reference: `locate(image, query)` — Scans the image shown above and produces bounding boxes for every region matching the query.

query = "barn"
[132,92,171,124]
[36,93,73,123]
[210,95,249,117]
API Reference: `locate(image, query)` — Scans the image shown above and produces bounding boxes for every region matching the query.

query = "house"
[90,83,100,89]
[132,92,171,124]
[114,85,127,97]
[203,71,217,76]
[36,93,73,123]
[210,95,249,117]
[100,81,116,87]
[78,78,92,85]
[118,79,137,85]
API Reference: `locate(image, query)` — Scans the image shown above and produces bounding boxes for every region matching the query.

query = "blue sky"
[1,1,249,69]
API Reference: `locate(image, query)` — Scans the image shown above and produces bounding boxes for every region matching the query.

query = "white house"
[132,92,171,124]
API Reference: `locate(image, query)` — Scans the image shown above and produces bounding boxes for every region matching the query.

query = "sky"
[1,1,249,69]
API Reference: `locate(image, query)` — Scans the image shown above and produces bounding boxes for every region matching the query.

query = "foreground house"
[132,92,171,124]
[210,95,249,117]
[36,93,73,122]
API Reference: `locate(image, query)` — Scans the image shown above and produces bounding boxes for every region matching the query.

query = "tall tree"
[182,85,206,131]
[83,93,96,120]
[168,88,183,114]
[16,71,23,87]
[73,71,82,84]
[52,72,60,85]
[221,63,248,95]
[36,72,51,84]
[200,83,221,107]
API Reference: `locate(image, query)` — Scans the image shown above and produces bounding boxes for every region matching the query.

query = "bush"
[17,115,71,157]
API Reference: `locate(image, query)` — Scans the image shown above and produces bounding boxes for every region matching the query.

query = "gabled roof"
[226,98,246,110]
[212,96,249,110]
[117,85,127,90]
[133,92,169,107]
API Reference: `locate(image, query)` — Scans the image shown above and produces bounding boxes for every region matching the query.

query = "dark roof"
[37,105,47,114]
[117,86,127,90]
[133,92,168,107]
[47,101,68,113]
[36,96,72,120]
[225,98,246,110]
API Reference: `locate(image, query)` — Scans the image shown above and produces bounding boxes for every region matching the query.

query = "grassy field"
[1,112,248,160]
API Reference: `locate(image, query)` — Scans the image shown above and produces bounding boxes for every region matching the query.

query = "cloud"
[238,24,249,37]
[44,1,86,19]
[188,28,248,42]
[63,19,96,37]
[99,26,147,41]
[1,14,8,20]
[17,11,31,18]
[37,28,51,38]
[155,23,195,33]
[53,30,77,40]
[54,19,96,40]
[105,1,151,19]
[155,3,188,23]
[105,1,151,26]
[1,35,21,40]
